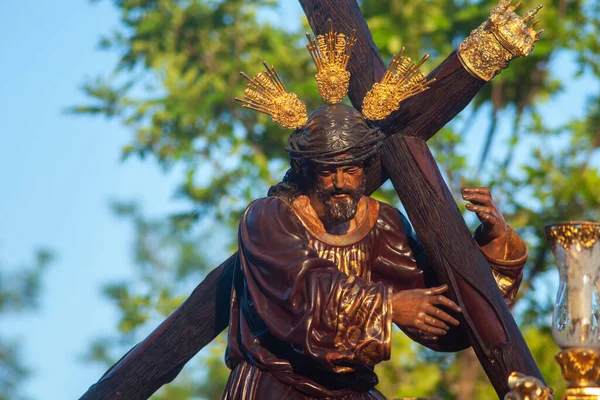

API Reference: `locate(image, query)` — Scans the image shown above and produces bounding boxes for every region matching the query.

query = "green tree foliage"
[0,250,52,400]
[77,0,600,398]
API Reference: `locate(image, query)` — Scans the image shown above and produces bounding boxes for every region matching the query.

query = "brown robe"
[223,195,526,399]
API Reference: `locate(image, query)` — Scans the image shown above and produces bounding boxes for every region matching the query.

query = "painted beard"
[316,178,366,223]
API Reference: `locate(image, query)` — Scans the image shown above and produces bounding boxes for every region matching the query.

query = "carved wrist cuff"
[475,225,529,271]
[458,22,514,81]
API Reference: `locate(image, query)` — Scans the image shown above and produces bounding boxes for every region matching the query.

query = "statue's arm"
[462,186,528,308]
[397,207,527,351]
[475,225,527,308]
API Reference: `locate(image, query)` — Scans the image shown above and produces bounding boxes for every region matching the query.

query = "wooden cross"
[81,1,545,399]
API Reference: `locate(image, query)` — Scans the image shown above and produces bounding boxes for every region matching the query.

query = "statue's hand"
[391,285,461,336]
[462,186,507,243]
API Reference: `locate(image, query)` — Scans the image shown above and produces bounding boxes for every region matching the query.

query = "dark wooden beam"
[80,255,235,400]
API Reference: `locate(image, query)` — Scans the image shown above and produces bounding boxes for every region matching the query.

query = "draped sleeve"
[236,197,393,371]
[474,225,527,308]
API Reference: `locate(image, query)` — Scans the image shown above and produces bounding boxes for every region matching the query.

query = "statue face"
[312,162,366,223]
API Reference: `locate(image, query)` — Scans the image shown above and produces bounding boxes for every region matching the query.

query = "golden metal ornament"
[504,372,554,400]
[555,349,600,400]
[556,349,600,387]
[362,48,434,121]
[545,222,600,251]
[236,62,307,129]
[458,0,543,81]
[306,20,357,104]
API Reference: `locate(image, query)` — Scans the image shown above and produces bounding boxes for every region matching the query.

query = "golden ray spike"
[306,20,356,104]
[341,30,357,66]
[362,51,435,121]
[523,4,542,22]
[382,47,406,85]
[306,33,323,71]
[507,0,521,13]
[236,64,307,129]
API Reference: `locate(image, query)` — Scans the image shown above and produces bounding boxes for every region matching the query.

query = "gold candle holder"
[546,222,600,400]
[555,348,600,399]
[504,222,600,400]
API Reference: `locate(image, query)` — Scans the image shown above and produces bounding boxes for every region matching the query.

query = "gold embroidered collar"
[289,195,379,247]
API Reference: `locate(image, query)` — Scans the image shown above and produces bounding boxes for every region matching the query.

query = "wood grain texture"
[80,1,543,398]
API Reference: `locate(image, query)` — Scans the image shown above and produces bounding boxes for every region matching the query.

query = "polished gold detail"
[561,386,600,400]
[504,372,554,400]
[492,269,518,297]
[327,274,390,371]
[458,0,543,81]
[306,20,357,104]
[556,349,600,399]
[362,48,435,120]
[545,222,600,251]
[236,62,307,129]
[238,22,434,128]
[312,244,368,277]
[556,349,600,388]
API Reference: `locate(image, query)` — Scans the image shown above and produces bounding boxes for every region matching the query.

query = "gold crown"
[237,23,431,129]
[306,20,357,104]
[488,0,543,57]
[235,62,307,129]
[362,48,434,121]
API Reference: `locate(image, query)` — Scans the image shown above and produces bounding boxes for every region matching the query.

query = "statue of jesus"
[223,104,527,399]
[79,1,546,398]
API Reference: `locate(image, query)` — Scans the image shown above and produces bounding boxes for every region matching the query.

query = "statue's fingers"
[461,187,491,196]
[415,321,447,336]
[425,305,460,326]
[465,203,494,215]
[431,295,462,313]
[466,204,500,225]
[423,284,448,295]
[462,192,492,206]
[420,312,449,330]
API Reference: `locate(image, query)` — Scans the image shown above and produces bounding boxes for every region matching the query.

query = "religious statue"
[80,1,548,399]
[221,23,530,396]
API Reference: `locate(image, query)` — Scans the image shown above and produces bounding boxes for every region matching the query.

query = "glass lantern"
[545,222,600,349]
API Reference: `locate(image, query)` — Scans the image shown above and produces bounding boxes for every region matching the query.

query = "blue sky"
[0,1,185,398]
[0,1,598,400]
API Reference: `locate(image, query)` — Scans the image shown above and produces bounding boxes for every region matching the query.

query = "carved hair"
[268,104,381,201]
